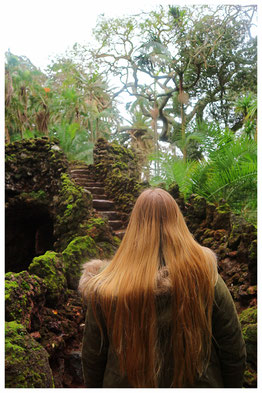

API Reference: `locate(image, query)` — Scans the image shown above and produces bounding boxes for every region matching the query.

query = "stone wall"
[86,138,145,223]
[5,137,119,388]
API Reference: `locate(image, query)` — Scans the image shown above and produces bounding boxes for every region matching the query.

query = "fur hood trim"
[78,259,109,300]
[78,259,175,299]
[78,254,218,300]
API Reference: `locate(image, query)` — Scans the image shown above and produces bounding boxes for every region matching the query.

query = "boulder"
[5,270,46,331]
[28,251,67,307]
[5,321,54,388]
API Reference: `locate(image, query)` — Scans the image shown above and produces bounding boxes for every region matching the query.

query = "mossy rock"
[5,271,46,331]
[243,365,257,388]
[62,235,98,289]
[228,225,242,249]
[5,137,68,197]
[5,321,54,388]
[53,173,93,250]
[239,306,257,325]
[212,202,231,230]
[84,216,113,242]
[248,239,257,261]
[188,194,207,219]
[28,251,67,307]
[239,306,257,371]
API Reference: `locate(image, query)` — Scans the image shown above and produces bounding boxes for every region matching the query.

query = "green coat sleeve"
[81,300,109,387]
[212,275,247,387]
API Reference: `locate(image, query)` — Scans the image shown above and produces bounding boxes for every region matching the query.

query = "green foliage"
[5,50,120,162]
[234,94,257,139]
[150,126,257,223]
[49,122,94,163]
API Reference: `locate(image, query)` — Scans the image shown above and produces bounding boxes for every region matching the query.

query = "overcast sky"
[2,0,257,71]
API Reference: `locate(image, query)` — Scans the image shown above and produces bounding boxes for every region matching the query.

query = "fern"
[49,122,94,164]
[149,127,257,224]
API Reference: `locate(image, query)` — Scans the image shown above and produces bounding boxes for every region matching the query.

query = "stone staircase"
[69,165,126,239]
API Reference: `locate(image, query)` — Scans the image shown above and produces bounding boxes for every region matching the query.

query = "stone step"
[72,179,94,185]
[82,189,91,195]
[69,168,90,174]
[93,199,115,210]
[71,174,94,180]
[100,211,122,220]
[108,220,123,230]
[114,229,126,239]
[85,186,105,195]
[70,173,90,179]
[92,195,107,200]
[83,182,104,187]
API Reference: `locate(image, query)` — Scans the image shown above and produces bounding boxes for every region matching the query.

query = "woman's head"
[126,187,181,237]
[123,188,190,260]
[85,188,217,387]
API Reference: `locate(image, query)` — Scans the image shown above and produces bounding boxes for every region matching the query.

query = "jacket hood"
[78,259,207,299]
[78,259,109,301]
[78,250,218,300]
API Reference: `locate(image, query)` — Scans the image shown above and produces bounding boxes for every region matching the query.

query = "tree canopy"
[89,4,256,151]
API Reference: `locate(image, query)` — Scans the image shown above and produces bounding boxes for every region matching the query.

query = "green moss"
[202,237,214,246]
[239,306,257,325]
[203,229,213,236]
[5,321,54,388]
[112,161,128,171]
[5,271,45,329]
[62,235,98,289]
[244,367,257,388]
[248,239,257,260]
[5,279,19,301]
[53,173,93,250]
[85,217,108,235]
[28,251,67,306]
[216,202,231,214]
[242,323,257,343]
[30,190,47,200]
[239,306,257,368]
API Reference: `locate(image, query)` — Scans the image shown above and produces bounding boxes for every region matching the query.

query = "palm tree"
[235,94,257,140]
[5,51,49,140]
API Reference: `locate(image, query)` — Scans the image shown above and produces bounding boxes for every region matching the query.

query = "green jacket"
[81,266,246,388]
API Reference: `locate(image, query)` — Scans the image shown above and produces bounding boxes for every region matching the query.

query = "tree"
[46,50,121,142]
[235,94,257,140]
[90,5,257,159]
[5,49,121,149]
[5,51,49,140]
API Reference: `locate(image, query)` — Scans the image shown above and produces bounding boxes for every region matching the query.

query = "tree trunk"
[5,125,10,144]
[181,103,187,161]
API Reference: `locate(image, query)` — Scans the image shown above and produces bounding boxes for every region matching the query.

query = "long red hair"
[82,188,217,387]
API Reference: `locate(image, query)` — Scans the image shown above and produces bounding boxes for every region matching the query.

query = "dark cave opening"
[5,200,55,273]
